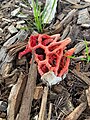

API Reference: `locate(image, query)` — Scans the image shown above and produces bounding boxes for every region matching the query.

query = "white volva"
[41,71,66,86]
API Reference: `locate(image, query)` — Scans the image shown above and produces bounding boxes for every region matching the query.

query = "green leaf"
[80,58,86,61]
[19,26,29,31]
[87,56,90,63]
[84,38,90,63]
[66,55,76,59]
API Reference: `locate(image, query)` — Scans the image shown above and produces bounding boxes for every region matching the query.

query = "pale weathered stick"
[86,86,90,108]
[38,86,48,120]
[64,102,87,120]
[16,56,37,120]
[47,103,52,120]
[7,72,27,120]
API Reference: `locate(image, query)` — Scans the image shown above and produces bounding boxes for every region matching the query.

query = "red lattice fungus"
[18,34,75,77]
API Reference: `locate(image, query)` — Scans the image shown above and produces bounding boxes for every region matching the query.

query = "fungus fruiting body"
[19,34,75,77]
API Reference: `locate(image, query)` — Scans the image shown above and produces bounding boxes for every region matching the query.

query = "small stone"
[0,28,3,33]
[19,2,29,8]
[0,101,8,112]
[17,14,28,18]
[81,23,90,28]
[84,0,90,2]
[2,18,11,22]
[16,20,25,24]
[0,112,6,118]
[16,24,23,29]
[16,20,26,29]
[8,25,18,34]
[11,7,20,16]
[33,115,38,120]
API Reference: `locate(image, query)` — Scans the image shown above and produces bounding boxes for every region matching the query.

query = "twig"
[47,103,52,120]
[38,86,48,120]
[64,102,87,120]
[16,55,37,120]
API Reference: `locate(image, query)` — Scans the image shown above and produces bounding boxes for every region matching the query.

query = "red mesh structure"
[18,34,75,77]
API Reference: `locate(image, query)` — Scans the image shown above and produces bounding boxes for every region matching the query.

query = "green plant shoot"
[83,38,90,63]
[68,39,90,63]
[32,0,42,32]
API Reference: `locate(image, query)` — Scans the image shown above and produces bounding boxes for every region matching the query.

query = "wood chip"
[57,13,65,21]
[34,86,43,100]
[8,25,18,34]
[82,72,90,77]
[74,41,90,54]
[73,69,90,86]
[65,0,79,5]
[77,8,90,24]
[3,32,21,47]
[86,86,90,108]
[0,118,6,120]
[64,102,87,120]
[1,62,18,79]
[11,7,20,17]
[7,72,27,120]
[44,9,77,34]
[75,62,80,72]
[72,2,90,9]
[0,31,21,67]
[61,24,70,40]
[74,42,86,54]
[8,42,27,56]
